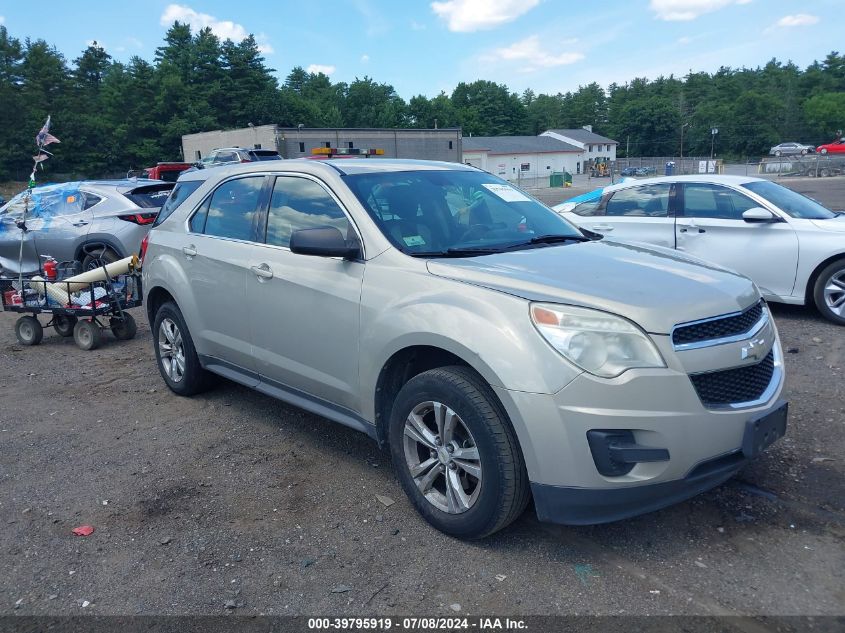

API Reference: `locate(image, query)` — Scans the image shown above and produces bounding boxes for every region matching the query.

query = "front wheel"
[820,148,828,155]
[152,301,214,396]
[388,366,529,539]
[15,316,43,345]
[814,260,845,325]
[774,150,782,157]
[73,319,102,351]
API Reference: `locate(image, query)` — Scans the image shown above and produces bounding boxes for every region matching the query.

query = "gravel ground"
[0,302,842,618]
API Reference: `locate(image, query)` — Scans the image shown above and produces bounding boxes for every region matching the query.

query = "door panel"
[676,183,799,297]
[248,176,364,411]
[575,183,675,248]
[184,175,266,374]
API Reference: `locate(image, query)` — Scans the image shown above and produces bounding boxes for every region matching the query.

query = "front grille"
[689,350,775,408]
[673,302,764,347]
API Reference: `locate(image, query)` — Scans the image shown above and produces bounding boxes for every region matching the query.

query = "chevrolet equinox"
[142,159,788,539]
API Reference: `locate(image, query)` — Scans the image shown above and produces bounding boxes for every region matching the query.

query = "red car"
[817,139,845,154]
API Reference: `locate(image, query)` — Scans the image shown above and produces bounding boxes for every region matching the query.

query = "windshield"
[742,180,837,220]
[152,180,202,227]
[343,170,584,256]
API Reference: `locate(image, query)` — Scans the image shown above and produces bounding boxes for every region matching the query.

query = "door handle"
[72,221,89,227]
[679,227,706,234]
[593,224,614,231]
[182,245,197,257]
[251,263,274,280]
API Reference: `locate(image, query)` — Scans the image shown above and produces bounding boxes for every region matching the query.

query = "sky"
[0,0,840,98]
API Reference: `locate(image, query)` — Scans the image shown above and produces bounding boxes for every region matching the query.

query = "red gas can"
[43,257,58,280]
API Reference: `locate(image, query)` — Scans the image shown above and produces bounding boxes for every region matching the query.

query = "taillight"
[119,212,157,225]
[139,234,149,264]
[240,158,250,163]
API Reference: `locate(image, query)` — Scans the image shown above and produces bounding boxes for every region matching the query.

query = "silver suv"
[142,160,788,538]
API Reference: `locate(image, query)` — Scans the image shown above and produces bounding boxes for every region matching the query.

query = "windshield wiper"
[527,234,592,244]
[408,247,502,258]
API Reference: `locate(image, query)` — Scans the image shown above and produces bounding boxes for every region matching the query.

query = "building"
[181,126,462,163]
[541,126,618,174]
[462,135,583,183]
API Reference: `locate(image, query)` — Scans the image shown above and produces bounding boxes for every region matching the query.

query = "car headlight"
[530,303,665,378]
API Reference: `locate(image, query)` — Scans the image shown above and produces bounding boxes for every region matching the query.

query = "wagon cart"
[1,270,142,350]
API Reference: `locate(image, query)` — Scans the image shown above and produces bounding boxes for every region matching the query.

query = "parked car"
[0,179,174,276]
[769,142,814,156]
[128,162,193,183]
[560,175,845,324]
[142,160,787,538]
[817,139,845,155]
[620,166,657,177]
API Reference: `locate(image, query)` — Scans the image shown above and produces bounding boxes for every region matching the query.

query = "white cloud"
[0,16,5,26]
[431,0,540,32]
[775,14,819,28]
[677,36,692,45]
[360,54,370,63]
[649,0,750,21]
[483,35,584,72]
[160,4,273,53]
[307,64,336,76]
[411,20,427,31]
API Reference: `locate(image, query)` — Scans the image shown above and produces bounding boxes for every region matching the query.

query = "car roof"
[602,174,766,193]
[178,158,478,182]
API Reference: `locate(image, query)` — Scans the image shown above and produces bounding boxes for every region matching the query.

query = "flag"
[33,150,52,163]
[35,115,60,147]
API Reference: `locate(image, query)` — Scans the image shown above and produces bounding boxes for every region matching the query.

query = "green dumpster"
[550,172,564,187]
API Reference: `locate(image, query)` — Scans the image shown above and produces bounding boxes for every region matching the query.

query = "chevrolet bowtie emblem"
[741,338,766,361]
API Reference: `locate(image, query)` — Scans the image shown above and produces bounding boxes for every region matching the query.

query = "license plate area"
[742,400,788,459]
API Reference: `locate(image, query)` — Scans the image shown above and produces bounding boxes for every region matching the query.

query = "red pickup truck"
[128,162,192,182]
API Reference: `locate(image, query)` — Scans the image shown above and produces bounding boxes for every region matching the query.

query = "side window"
[200,176,264,240]
[265,177,350,248]
[572,199,603,216]
[189,197,210,233]
[82,193,102,210]
[605,184,671,217]
[683,184,756,220]
[157,181,202,227]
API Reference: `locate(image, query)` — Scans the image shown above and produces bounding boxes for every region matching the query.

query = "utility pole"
[710,127,718,159]
[626,135,630,158]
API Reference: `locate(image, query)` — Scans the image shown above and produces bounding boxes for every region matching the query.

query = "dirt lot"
[0,298,843,618]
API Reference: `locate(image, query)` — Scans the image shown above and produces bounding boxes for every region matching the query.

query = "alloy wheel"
[402,401,482,514]
[823,270,845,317]
[158,317,186,382]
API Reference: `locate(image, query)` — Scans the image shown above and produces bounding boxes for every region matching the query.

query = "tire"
[73,319,102,351]
[152,300,214,396]
[801,149,808,155]
[820,168,831,178]
[813,260,845,325]
[110,313,137,340]
[15,316,43,345]
[820,148,828,155]
[81,247,120,272]
[54,315,77,337]
[388,365,529,539]
[774,150,782,157]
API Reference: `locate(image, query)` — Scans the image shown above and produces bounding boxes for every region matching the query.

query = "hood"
[810,214,845,232]
[426,240,759,334]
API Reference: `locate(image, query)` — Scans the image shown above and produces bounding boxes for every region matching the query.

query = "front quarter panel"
[358,250,584,419]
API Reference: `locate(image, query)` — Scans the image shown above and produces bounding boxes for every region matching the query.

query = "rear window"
[250,150,282,161]
[124,184,175,209]
[152,181,203,227]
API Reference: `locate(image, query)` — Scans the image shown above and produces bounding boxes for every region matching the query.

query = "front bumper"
[491,332,787,526]
[532,398,787,525]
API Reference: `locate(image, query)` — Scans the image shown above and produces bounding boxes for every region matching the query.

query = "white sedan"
[559,175,845,324]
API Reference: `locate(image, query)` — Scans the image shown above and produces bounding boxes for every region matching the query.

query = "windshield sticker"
[482,183,531,202]
[403,235,426,246]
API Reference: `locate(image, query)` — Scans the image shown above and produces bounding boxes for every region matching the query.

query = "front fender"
[358,268,582,422]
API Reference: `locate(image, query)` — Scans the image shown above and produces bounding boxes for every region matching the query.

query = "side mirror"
[290,226,360,259]
[742,207,778,223]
